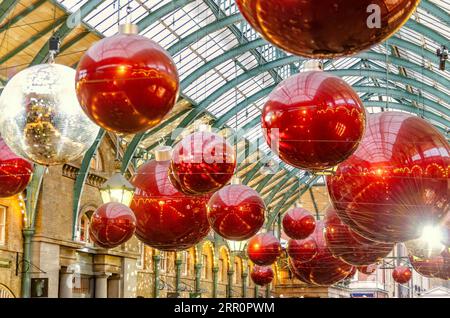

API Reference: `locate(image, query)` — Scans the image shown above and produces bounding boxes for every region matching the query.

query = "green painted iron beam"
[71,129,105,240]
[0,15,67,65]
[121,108,191,172]
[309,188,320,219]
[266,176,319,229]
[26,165,47,230]
[0,0,47,33]
[0,0,18,24]
[137,0,195,32]
[31,0,104,65]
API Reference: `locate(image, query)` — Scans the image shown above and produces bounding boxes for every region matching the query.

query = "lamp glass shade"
[100,173,135,206]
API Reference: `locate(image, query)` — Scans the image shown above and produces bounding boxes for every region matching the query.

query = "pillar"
[194,264,202,294]
[59,268,74,298]
[175,256,182,293]
[153,254,161,298]
[212,266,219,298]
[254,285,259,298]
[241,272,248,298]
[21,229,34,298]
[265,284,271,298]
[95,273,111,298]
[226,270,234,298]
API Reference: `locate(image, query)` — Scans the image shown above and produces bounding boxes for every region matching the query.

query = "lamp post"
[226,239,247,298]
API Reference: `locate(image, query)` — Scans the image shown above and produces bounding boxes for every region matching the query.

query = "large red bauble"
[327,112,450,243]
[262,71,366,171]
[169,131,236,195]
[409,249,450,280]
[0,138,33,197]
[75,33,179,134]
[250,265,274,286]
[130,158,210,251]
[289,222,354,286]
[392,266,412,284]
[324,207,393,266]
[89,202,136,249]
[247,233,282,266]
[287,238,317,263]
[282,207,316,240]
[235,0,419,58]
[358,264,378,275]
[207,184,265,240]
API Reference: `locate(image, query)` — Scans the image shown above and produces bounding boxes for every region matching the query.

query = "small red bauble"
[89,202,136,249]
[207,184,265,240]
[358,264,378,275]
[262,71,366,171]
[250,265,274,286]
[392,266,412,284]
[130,153,210,251]
[324,207,393,266]
[169,131,236,195]
[282,207,316,240]
[409,249,450,280]
[247,233,282,266]
[75,32,179,134]
[0,138,33,197]
[236,0,419,58]
[289,222,354,286]
[287,238,317,263]
[327,112,450,243]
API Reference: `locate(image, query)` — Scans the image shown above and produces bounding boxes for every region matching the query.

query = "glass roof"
[1,0,449,217]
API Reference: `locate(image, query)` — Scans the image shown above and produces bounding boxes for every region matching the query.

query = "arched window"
[0,284,15,298]
[76,210,94,244]
[0,206,6,246]
[90,152,103,172]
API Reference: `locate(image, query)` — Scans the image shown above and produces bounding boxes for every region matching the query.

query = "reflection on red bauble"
[324,207,393,266]
[358,264,378,275]
[262,71,365,171]
[236,0,419,58]
[250,265,274,286]
[247,233,282,266]
[345,266,357,280]
[327,112,450,243]
[440,213,450,247]
[0,138,33,197]
[207,184,265,240]
[392,266,412,284]
[130,154,210,251]
[75,32,179,134]
[287,238,317,263]
[289,222,354,286]
[169,131,236,195]
[282,207,316,240]
[89,202,136,249]
[409,249,450,280]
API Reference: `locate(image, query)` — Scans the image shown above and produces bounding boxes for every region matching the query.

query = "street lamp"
[99,168,135,206]
[227,240,248,254]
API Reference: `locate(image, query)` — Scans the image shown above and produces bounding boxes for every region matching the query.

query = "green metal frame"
[0,0,19,23]
[71,129,105,240]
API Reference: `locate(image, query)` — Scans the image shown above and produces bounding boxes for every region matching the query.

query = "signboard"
[31,278,48,298]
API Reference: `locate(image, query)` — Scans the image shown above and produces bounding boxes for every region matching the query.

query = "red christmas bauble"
[250,265,274,286]
[324,207,393,266]
[282,207,316,240]
[247,233,282,266]
[289,222,354,286]
[207,184,265,240]
[262,71,366,171]
[327,112,450,243]
[130,156,210,251]
[0,138,33,197]
[89,202,136,249]
[287,237,317,263]
[75,32,179,134]
[169,131,236,195]
[358,264,378,275]
[409,249,450,280]
[345,266,357,280]
[236,0,419,58]
[392,266,412,284]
